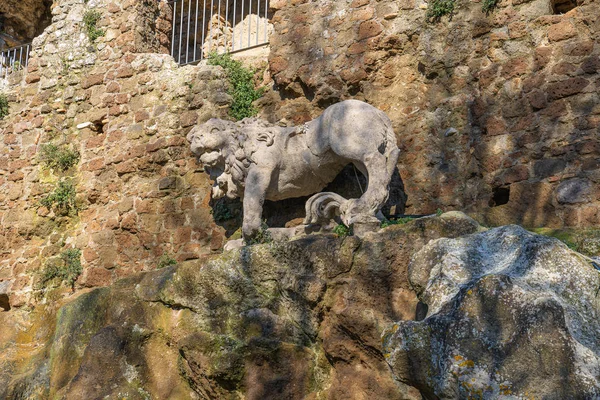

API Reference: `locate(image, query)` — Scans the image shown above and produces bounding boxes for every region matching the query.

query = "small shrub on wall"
[0,94,8,119]
[41,179,79,216]
[83,9,104,42]
[482,0,499,13]
[207,52,264,120]
[39,144,80,172]
[426,0,456,22]
[40,248,82,290]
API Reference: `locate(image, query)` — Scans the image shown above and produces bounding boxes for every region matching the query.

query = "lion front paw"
[340,199,380,226]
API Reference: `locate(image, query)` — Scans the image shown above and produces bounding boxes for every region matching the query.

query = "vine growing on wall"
[426,0,498,22]
[39,144,80,172]
[207,52,264,120]
[41,179,79,216]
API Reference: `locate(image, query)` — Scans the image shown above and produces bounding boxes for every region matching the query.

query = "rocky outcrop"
[0,212,481,399]
[385,225,600,399]
[3,213,600,399]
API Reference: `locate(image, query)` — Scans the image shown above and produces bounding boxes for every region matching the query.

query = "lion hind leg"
[342,150,398,225]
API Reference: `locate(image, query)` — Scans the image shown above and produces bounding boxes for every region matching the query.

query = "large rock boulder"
[384,225,600,399]
[0,212,480,400]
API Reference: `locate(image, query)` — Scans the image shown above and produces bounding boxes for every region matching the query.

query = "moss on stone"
[529,227,600,257]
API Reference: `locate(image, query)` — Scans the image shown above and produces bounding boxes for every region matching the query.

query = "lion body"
[188,99,400,239]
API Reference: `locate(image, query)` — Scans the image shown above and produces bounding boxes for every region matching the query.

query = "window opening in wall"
[169,0,272,65]
[551,0,577,14]
[0,293,10,312]
[489,186,510,207]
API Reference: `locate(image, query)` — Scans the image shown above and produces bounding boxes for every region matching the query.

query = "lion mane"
[191,117,284,199]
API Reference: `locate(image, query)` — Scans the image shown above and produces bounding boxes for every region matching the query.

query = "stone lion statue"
[187,99,400,240]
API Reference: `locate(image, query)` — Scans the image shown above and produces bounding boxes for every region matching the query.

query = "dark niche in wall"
[551,0,578,14]
[489,186,510,207]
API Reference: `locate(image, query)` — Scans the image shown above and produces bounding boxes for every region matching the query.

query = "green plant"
[40,248,82,290]
[39,143,80,172]
[246,221,273,245]
[333,223,352,237]
[41,179,78,215]
[60,57,71,74]
[426,0,456,22]
[0,93,8,119]
[207,52,264,120]
[381,217,414,228]
[436,208,443,217]
[83,9,104,42]
[482,0,499,14]
[212,201,234,222]
[157,253,177,269]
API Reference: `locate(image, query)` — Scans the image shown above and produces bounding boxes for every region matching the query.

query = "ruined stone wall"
[0,0,230,308]
[265,0,600,228]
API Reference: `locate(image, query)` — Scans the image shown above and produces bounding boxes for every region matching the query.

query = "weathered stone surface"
[0,0,232,305]
[188,100,402,239]
[384,225,600,399]
[0,213,481,400]
[556,178,593,204]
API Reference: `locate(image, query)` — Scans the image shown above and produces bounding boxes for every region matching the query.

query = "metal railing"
[1,43,31,79]
[170,0,271,65]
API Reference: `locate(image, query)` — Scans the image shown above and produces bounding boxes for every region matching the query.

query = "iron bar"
[217,0,222,53]
[193,0,199,62]
[240,0,244,50]
[171,0,176,58]
[0,43,31,78]
[264,0,267,43]
[248,0,252,49]
[256,0,260,46]
[186,0,192,64]
[209,0,214,54]
[225,0,229,52]
[201,0,207,59]
[232,0,237,51]
[178,0,184,63]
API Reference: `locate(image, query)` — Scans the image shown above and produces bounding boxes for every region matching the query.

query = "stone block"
[556,178,592,204]
[547,77,590,101]
[548,21,577,42]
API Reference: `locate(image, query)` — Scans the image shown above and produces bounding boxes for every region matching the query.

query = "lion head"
[187,117,277,200]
